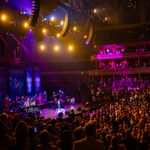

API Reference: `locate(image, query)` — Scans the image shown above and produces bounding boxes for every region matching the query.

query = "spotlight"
[44,18,47,21]
[50,16,55,22]
[23,22,29,28]
[54,45,59,52]
[60,20,64,25]
[42,28,47,34]
[56,33,60,38]
[73,26,77,31]
[68,45,73,51]
[93,9,97,14]
[104,17,108,21]
[39,44,46,51]
[84,35,87,39]
[106,49,110,53]
[1,14,7,21]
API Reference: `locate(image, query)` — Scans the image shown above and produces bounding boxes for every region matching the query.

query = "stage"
[26,103,90,119]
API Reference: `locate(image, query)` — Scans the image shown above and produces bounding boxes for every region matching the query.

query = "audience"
[73,122,105,150]
[0,78,149,150]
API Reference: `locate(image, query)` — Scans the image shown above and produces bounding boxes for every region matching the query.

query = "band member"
[52,91,58,99]
[57,99,61,111]
[71,97,75,105]
[24,96,30,108]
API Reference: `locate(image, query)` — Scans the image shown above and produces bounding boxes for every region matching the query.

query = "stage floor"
[37,103,89,119]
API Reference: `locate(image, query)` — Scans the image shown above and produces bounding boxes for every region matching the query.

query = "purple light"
[9,0,32,15]
[121,48,125,52]
[106,49,110,53]
[27,78,32,83]
[96,44,125,60]
[35,77,40,82]
[96,54,123,60]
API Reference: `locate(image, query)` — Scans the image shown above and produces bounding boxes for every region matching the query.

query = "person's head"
[39,130,50,145]
[61,130,73,142]
[106,134,111,144]
[61,130,73,150]
[73,127,84,140]
[0,113,8,124]
[14,121,28,142]
[111,136,118,147]
[28,126,36,139]
[85,122,96,137]
[46,124,54,135]
[125,129,131,138]
[101,130,106,138]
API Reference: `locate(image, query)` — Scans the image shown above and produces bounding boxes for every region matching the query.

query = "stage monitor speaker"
[65,110,70,115]
[58,112,63,117]
[77,107,81,111]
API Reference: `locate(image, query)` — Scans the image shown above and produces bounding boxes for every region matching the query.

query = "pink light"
[96,44,125,60]
[96,54,123,60]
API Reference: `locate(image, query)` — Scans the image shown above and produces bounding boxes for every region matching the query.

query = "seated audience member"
[73,122,105,150]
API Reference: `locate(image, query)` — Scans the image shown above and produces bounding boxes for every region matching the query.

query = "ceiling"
[0,0,150,51]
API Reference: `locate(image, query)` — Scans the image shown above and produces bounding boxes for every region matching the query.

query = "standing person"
[57,99,61,112]
[71,97,75,105]
[73,122,105,150]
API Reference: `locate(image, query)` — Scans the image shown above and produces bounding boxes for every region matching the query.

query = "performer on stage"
[71,97,75,105]
[57,99,61,112]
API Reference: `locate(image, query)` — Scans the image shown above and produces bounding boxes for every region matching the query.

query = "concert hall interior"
[0,0,150,150]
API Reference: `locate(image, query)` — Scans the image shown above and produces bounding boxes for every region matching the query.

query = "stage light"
[42,28,47,34]
[39,44,46,51]
[23,22,29,28]
[56,33,60,38]
[54,45,59,52]
[93,9,97,14]
[50,16,55,22]
[1,14,7,21]
[44,18,47,21]
[104,17,108,21]
[73,26,77,31]
[60,20,64,25]
[84,35,87,39]
[68,45,73,51]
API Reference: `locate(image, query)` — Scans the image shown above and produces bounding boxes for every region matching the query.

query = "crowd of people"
[0,77,149,150]
[88,76,149,92]
[99,59,150,70]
